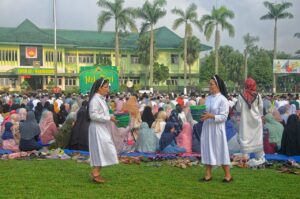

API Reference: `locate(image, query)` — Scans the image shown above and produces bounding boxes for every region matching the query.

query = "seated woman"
[151,110,167,139]
[264,113,284,149]
[176,122,192,153]
[19,111,42,151]
[280,114,300,156]
[50,117,75,149]
[39,111,58,145]
[135,122,159,153]
[1,122,19,152]
[159,122,186,154]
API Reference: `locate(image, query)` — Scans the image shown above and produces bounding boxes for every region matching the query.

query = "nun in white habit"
[88,77,118,183]
[200,75,232,183]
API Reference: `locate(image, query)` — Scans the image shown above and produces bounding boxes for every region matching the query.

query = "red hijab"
[241,78,258,109]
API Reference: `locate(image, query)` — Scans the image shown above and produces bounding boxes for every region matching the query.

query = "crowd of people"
[0,76,300,183]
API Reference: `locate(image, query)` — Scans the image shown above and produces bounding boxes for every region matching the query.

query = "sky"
[0,0,299,54]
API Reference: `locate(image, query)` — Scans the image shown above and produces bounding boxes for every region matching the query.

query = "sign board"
[79,65,119,94]
[273,59,300,74]
[14,68,54,75]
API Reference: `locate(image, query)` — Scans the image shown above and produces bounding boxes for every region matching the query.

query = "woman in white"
[88,78,118,183]
[201,75,232,182]
[236,77,265,165]
[151,111,167,139]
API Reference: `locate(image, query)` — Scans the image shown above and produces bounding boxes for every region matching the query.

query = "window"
[171,54,179,65]
[167,77,178,85]
[0,78,10,86]
[45,51,62,62]
[0,49,18,61]
[65,78,77,86]
[96,54,111,65]
[130,55,140,64]
[79,54,93,64]
[128,77,140,85]
[66,53,76,63]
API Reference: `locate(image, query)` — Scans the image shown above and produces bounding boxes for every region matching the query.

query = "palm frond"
[222,21,235,37]
[295,49,300,54]
[171,8,185,18]
[172,18,185,30]
[294,33,300,38]
[191,19,202,32]
[204,21,215,41]
[278,12,293,19]
[140,22,151,35]
[97,11,113,31]
[153,0,167,8]
[260,13,274,20]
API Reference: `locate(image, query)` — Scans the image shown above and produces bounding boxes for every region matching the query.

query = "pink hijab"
[175,122,192,153]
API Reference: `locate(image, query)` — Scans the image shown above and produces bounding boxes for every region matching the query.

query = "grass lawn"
[0,159,299,199]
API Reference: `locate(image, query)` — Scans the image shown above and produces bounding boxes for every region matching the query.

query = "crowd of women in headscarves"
[0,92,90,153]
[0,83,299,158]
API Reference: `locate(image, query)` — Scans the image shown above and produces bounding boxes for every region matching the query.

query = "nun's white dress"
[89,93,118,167]
[201,93,230,165]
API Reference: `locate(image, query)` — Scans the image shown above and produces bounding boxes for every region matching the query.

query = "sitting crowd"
[0,91,300,158]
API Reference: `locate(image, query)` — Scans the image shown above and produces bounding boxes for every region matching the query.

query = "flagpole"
[53,0,58,87]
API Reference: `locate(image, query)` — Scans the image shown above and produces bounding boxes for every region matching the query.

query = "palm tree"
[181,36,201,87]
[260,1,293,93]
[243,33,259,80]
[97,0,137,81]
[136,0,167,89]
[200,6,234,75]
[172,3,202,94]
[295,33,300,38]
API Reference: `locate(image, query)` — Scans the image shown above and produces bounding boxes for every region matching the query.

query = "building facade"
[0,19,211,92]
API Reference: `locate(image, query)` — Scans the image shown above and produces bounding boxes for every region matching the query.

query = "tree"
[181,36,201,86]
[136,0,167,88]
[260,1,293,92]
[97,0,137,81]
[243,33,259,80]
[200,6,234,75]
[136,35,158,87]
[153,62,169,85]
[171,3,202,93]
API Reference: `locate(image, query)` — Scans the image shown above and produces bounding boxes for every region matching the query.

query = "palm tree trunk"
[189,64,191,86]
[215,26,220,75]
[273,19,277,93]
[149,24,154,89]
[115,19,121,82]
[183,23,188,94]
[244,50,248,80]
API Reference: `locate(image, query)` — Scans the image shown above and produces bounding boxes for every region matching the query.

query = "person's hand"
[110,116,118,123]
[201,112,214,121]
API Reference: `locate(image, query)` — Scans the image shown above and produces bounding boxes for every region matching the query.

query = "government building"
[0,19,211,92]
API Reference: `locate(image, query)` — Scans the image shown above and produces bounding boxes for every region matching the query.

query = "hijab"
[1,122,14,140]
[19,111,41,140]
[141,106,155,128]
[264,113,284,147]
[159,122,175,151]
[240,78,258,109]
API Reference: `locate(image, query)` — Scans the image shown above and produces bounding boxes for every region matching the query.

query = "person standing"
[88,78,118,183]
[236,77,265,165]
[200,75,232,182]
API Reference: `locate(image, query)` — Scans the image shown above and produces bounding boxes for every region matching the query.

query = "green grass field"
[0,159,299,199]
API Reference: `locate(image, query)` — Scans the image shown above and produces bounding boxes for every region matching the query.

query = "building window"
[171,54,179,65]
[0,49,18,61]
[65,78,77,86]
[130,55,140,64]
[96,54,111,65]
[0,78,10,86]
[79,54,93,64]
[66,53,76,64]
[45,51,62,62]
[128,77,140,85]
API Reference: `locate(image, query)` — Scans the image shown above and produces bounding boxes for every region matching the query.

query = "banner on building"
[26,47,38,59]
[79,65,119,94]
[273,59,300,74]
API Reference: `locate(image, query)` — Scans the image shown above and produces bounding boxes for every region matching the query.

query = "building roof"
[0,19,212,51]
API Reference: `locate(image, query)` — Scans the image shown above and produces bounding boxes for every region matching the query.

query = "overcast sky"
[0,0,299,54]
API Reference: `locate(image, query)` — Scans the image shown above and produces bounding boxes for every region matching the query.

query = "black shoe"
[200,177,212,182]
[222,177,233,183]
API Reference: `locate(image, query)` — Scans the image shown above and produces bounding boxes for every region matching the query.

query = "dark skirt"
[19,138,42,151]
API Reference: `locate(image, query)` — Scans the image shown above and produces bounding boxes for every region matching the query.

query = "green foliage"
[20,80,31,90]
[248,48,273,91]
[64,86,80,95]
[181,36,201,66]
[136,35,157,66]
[153,62,169,85]
[46,80,54,91]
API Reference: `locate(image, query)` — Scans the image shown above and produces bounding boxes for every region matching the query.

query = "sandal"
[200,177,212,182]
[90,173,106,183]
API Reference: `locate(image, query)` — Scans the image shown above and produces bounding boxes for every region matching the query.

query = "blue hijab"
[1,122,14,140]
[159,122,175,151]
